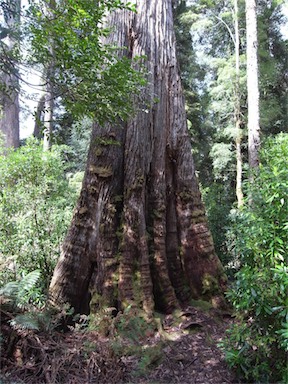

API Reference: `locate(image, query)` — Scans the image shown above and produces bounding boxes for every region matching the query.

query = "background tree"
[0,0,20,148]
[257,0,287,135]
[49,0,226,316]
[42,0,56,151]
[245,0,260,169]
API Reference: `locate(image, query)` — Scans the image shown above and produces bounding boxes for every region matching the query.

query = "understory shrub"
[0,138,78,293]
[202,182,235,269]
[221,133,288,383]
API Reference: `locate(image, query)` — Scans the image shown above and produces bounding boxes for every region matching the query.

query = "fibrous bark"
[49,0,226,315]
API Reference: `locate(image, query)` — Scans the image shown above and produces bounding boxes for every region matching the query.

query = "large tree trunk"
[0,0,20,149]
[246,0,260,169]
[49,0,226,315]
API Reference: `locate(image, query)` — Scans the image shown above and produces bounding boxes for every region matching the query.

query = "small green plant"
[88,310,115,336]
[0,269,58,331]
[132,344,163,377]
[114,305,155,344]
[222,134,288,383]
[0,269,41,309]
[109,307,163,378]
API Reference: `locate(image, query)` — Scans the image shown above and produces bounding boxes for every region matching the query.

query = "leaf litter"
[1,305,239,383]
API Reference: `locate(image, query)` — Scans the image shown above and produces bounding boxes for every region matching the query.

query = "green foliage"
[132,344,163,377]
[0,269,41,309]
[54,115,92,172]
[222,134,288,383]
[10,312,43,331]
[109,306,162,377]
[0,138,77,291]
[257,1,288,134]
[25,0,146,124]
[114,306,155,344]
[0,269,53,331]
[173,1,213,184]
[202,182,235,267]
[87,305,162,376]
[209,143,234,179]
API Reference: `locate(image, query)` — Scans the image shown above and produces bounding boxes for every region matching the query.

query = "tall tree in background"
[42,0,55,151]
[245,0,260,169]
[49,0,226,315]
[0,0,20,148]
[257,0,287,135]
[234,0,244,207]
[184,0,247,206]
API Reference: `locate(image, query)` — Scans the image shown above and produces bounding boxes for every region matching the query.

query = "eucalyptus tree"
[182,0,247,210]
[234,0,244,206]
[245,0,260,169]
[0,0,20,148]
[257,0,287,135]
[49,0,226,315]
[245,1,287,169]
[245,0,287,169]
[42,0,56,151]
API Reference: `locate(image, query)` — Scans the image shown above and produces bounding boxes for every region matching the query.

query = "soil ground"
[1,306,239,384]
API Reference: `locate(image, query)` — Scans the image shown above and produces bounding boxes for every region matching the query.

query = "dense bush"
[0,139,78,293]
[202,182,235,269]
[222,133,288,383]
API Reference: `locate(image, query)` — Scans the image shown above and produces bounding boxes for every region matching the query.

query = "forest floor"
[1,305,239,384]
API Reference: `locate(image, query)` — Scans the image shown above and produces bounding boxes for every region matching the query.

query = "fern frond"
[0,281,19,300]
[0,270,41,308]
[18,270,41,299]
[10,313,40,331]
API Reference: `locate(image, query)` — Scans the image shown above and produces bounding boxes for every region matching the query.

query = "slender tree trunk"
[33,94,45,139]
[43,0,56,151]
[211,2,244,206]
[246,0,260,169]
[0,0,20,149]
[234,0,243,207]
[49,0,226,315]
[43,77,54,151]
